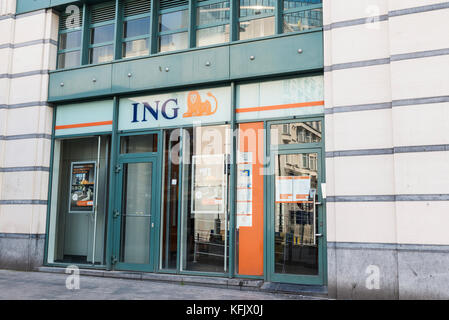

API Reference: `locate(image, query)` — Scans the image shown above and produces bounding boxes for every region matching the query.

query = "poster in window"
[191,154,227,214]
[69,162,96,213]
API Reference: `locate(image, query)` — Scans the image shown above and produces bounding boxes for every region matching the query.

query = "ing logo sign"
[183,91,218,118]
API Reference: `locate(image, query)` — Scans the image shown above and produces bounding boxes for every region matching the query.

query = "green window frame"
[57,7,83,69]
[195,0,231,47]
[88,1,117,65]
[121,0,152,59]
[157,0,190,53]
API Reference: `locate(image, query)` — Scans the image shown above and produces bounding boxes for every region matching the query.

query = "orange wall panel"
[237,122,264,276]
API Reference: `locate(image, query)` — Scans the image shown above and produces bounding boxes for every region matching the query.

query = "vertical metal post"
[275,0,283,34]
[92,136,101,265]
[105,96,119,271]
[80,3,89,65]
[230,0,238,42]
[188,0,196,48]
[149,0,158,54]
[114,0,123,60]
[228,81,236,277]
[43,106,57,266]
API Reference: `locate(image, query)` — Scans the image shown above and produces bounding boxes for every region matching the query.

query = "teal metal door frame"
[264,117,326,286]
[111,132,162,273]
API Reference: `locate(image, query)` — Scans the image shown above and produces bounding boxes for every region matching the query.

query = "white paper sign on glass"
[293,176,311,201]
[276,176,293,202]
[191,154,227,214]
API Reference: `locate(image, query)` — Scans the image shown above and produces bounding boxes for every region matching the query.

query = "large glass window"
[88,1,116,64]
[47,136,111,266]
[57,8,83,69]
[122,0,151,58]
[119,162,153,264]
[180,125,231,273]
[160,129,182,270]
[274,151,320,275]
[283,0,322,33]
[196,0,230,47]
[238,0,276,40]
[158,1,189,53]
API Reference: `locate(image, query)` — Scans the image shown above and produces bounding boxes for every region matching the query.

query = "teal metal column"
[228,81,236,278]
[105,96,119,271]
[230,0,238,42]
[188,0,196,48]
[263,120,269,281]
[149,0,159,54]
[80,3,89,65]
[114,0,124,60]
[43,106,57,266]
[275,0,283,34]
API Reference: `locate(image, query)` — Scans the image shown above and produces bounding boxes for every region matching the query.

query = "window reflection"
[283,8,323,33]
[197,25,230,47]
[123,39,149,58]
[58,51,81,69]
[159,10,189,32]
[239,0,276,17]
[197,1,230,25]
[239,16,275,40]
[89,45,114,64]
[90,24,115,44]
[59,31,81,50]
[271,121,322,145]
[181,125,231,273]
[158,9,189,52]
[124,17,151,38]
[274,152,320,275]
[196,0,230,47]
[159,32,189,52]
[238,0,275,40]
[284,0,322,10]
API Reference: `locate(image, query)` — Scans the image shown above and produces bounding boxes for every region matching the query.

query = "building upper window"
[196,0,230,47]
[158,0,189,53]
[57,8,83,69]
[238,0,276,41]
[283,0,322,33]
[88,1,116,64]
[122,0,152,58]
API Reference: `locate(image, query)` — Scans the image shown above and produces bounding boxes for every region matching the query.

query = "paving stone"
[0,269,321,300]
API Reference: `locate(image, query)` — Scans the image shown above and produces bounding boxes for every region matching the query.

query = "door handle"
[315,233,323,238]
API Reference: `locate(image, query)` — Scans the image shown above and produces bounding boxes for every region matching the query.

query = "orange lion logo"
[183,91,218,118]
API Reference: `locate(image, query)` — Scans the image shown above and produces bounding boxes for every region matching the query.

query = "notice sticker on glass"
[276,176,293,202]
[237,151,252,164]
[237,164,252,189]
[293,176,311,201]
[237,214,252,228]
[237,188,252,202]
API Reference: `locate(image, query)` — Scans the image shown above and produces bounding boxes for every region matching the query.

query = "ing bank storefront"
[45,75,326,286]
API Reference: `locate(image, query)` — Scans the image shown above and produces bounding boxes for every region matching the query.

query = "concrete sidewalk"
[0,269,321,300]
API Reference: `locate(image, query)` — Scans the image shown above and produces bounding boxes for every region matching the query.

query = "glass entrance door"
[268,149,325,285]
[114,156,159,271]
